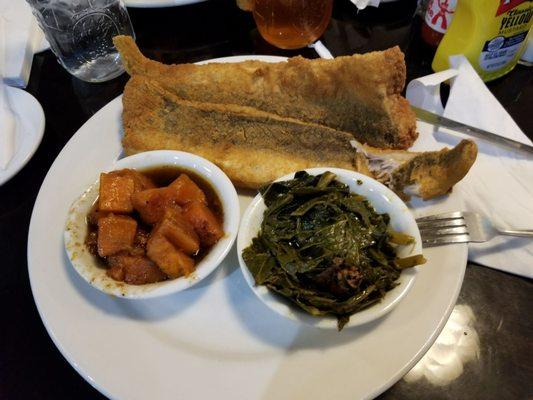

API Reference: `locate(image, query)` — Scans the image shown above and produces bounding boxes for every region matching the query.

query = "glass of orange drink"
[252,0,333,50]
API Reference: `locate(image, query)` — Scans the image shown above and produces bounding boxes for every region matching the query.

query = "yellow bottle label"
[432,0,533,81]
[479,31,529,72]
[496,0,530,17]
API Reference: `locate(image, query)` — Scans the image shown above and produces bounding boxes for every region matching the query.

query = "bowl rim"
[64,150,240,299]
[237,167,422,329]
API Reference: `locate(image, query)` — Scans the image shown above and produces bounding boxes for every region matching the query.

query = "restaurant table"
[2,1,532,399]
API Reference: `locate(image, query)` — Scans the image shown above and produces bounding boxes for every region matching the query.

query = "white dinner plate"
[28,55,468,400]
[124,0,207,8]
[0,86,45,186]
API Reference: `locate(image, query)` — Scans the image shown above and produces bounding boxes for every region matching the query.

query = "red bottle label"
[424,0,457,34]
[496,0,528,16]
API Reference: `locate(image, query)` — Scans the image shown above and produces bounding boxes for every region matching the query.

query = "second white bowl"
[237,168,422,329]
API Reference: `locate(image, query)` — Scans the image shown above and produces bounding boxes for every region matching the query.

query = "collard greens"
[242,171,425,330]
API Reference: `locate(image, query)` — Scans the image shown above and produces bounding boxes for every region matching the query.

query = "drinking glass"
[252,0,333,49]
[26,0,135,83]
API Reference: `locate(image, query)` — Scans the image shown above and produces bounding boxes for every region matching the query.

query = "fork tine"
[417,218,466,229]
[422,234,470,247]
[420,226,469,238]
[417,211,473,247]
[416,211,464,222]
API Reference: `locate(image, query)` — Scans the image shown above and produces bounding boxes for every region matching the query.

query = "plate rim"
[28,96,123,400]
[0,87,45,186]
[366,255,466,399]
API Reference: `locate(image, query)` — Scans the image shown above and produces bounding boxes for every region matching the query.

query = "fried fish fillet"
[114,35,417,149]
[353,140,478,200]
[122,75,477,198]
[123,76,359,188]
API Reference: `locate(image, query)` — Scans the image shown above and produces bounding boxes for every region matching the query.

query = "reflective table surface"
[1,1,532,399]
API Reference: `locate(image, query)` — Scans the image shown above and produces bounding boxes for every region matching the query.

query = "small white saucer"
[0,86,45,186]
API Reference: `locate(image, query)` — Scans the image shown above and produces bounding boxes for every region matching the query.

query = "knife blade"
[412,106,533,157]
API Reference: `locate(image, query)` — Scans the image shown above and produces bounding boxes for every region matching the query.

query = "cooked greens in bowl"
[240,170,425,330]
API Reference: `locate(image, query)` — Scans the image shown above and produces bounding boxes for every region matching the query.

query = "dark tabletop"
[1,1,532,399]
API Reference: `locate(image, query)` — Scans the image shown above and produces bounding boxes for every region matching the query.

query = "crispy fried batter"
[116,36,476,199]
[123,77,359,188]
[392,140,478,199]
[354,139,478,200]
[114,35,417,149]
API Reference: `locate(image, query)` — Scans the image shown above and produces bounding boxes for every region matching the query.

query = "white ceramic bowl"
[64,150,240,298]
[237,168,422,329]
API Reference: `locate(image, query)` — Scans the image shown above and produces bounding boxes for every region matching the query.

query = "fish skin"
[114,35,417,149]
[122,76,360,189]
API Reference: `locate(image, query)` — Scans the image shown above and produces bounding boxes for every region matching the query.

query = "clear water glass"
[26,0,135,83]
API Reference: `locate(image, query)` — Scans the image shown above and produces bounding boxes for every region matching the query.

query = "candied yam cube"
[97,214,137,257]
[107,263,125,282]
[99,172,135,213]
[87,208,110,226]
[124,258,166,285]
[183,201,223,247]
[133,228,150,250]
[107,253,166,285]
[117,169,156,192]
[169,174,207,205]
[153,208,200,255]
[131,187,179,224]
[147,233,195,278]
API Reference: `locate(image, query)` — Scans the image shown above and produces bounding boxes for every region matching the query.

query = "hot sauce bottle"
[421,0,457,46]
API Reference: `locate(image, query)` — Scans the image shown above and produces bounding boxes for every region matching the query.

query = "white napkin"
[406,55,533,279]
[0,1,48,88]
[308,41,334,59]
[350,0,381,10]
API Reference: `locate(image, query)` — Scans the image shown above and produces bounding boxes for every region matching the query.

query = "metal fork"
[416,211,533,247]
